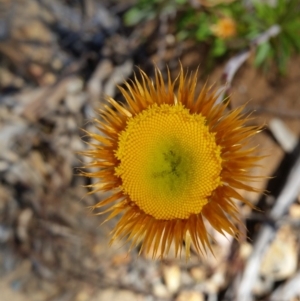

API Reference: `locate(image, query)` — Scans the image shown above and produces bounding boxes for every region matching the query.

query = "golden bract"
[81,67,262,259]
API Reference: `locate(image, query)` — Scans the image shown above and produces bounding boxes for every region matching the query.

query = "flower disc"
[115,103,222,220]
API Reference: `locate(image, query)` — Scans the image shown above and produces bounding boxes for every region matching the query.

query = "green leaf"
[276,0,287,18]
[176,30,189,41]
[196,25,211,41]
[255,42,271,66]
[283,30,300,53]
[195,14,211,41]
[124,8,148,26]
[212,39,227,57]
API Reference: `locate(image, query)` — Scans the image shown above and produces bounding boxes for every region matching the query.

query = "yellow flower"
[81,67,262,259]
[211,17,237,39]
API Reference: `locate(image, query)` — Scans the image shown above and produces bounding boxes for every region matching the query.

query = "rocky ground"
[0,1,300,301]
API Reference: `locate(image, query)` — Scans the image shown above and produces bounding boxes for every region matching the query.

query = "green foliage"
[124,0,183,26]
[250,0,300,73]
[124,0,300,74]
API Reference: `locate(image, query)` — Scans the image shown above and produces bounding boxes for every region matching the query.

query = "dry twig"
[216,25,281,104]
[235,143,300,301]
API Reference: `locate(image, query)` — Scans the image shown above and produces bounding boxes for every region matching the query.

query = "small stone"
[239,242,253,260]
[65,93,86,113]
[153,281,170,299]
[260,225,297,281]
[162,264,181,294]
[176,291,204,301]
[289,203,300,218]
[17,208,33,242]
[28,63,43,78]
[67,78,83,94]
[41,72,56,85]
[190,267,206,282]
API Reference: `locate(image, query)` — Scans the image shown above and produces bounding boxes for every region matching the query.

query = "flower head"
[81,67,262,259]
[211,17,237,39]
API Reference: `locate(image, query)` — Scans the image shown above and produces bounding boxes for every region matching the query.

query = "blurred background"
[0,0,300,300]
